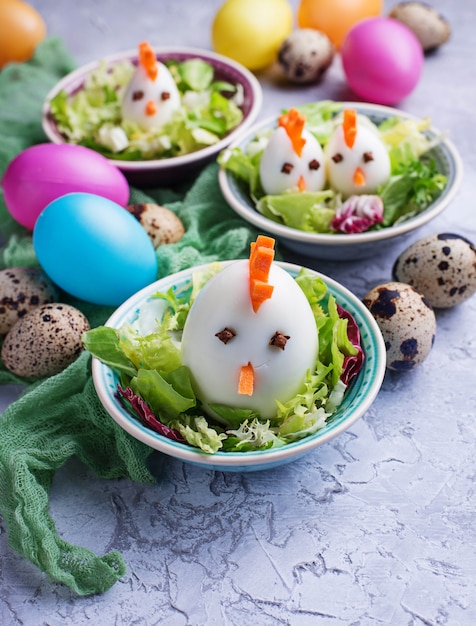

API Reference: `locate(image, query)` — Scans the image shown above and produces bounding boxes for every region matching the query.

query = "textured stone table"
[1,1,475,624]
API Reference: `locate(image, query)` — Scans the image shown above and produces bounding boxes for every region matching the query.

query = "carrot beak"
[297,175,306,192]
[145,100,157,116]
[238,362,254,396]
[353,166,366,186]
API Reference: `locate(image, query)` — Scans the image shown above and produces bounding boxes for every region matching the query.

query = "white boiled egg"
[260,124,326,195]
[181,260,318,420]
[325,109,391,197]
[121,42,181,131]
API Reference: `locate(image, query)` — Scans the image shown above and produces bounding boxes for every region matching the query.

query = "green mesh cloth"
[0,38,261,595]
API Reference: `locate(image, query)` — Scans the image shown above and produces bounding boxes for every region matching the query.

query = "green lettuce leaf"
[223,418,284,452]
[257,190,336,233]
[130,366,196,421]
[117,322,182,374]
[379,158,447,226]
[171,415,226,454]
[82,326,136,377]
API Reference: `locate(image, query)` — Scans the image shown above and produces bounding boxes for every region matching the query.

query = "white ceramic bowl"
[42,46,262,187]
[218,102,463,260]
[92,261,387,472]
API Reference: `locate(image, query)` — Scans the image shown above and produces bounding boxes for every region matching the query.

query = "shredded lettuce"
[83,266,364,454]
[49,58,244,161]
[218,100,448,234]
[223,418,283,452]
[171,415,227,454]
[378,158,447,226]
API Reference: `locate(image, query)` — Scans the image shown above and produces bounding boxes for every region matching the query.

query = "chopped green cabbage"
[49,58,244,161]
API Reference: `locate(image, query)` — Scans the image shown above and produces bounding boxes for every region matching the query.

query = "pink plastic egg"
[341,17,424,105]
[2,143,130,230]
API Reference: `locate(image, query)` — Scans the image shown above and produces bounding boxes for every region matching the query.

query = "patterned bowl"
[42,46,262,187]
[92,261,387,472]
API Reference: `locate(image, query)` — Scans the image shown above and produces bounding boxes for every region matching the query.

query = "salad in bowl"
[42,42,262,184]
[218,101,462,260]
[87,236,386,471]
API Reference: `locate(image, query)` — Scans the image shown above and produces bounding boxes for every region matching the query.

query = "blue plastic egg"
[33,192,158,306]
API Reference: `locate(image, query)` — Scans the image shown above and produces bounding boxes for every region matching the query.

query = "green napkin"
[0,38,261,595]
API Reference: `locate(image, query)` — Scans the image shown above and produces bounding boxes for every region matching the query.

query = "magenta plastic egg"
[341,17,424,105]
[2,143,130,230]
[33,192,158,306]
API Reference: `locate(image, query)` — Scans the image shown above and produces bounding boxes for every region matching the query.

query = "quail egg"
[1,303,90,378]
[0,266,59,336]
[388,2,450,52]
[363,281,436,371]
[277,28,335,84]
[393,233,476,308]
[126,203,185,248]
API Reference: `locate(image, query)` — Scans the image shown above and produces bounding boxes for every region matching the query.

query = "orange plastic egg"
[0,0,46,68]
[297,0,383,48]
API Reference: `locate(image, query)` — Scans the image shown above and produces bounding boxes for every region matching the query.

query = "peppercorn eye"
[332,153,343,163]
[363,151,374,163]
[269,331,290,350]
[215,327,236,344]
[308,159,320,170]
[281,162,294,174]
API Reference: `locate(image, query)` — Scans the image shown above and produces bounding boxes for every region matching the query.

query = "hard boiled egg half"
[325,108,391,197]
[259,108,326,195]
[181,236,318,420]
[121,41,181,131]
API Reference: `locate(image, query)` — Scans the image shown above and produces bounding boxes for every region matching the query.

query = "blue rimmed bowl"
[92,261,386,472]
[218,102,463,261]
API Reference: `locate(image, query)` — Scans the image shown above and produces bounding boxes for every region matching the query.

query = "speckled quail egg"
[0,267,59,336]
[393,233,476,308]
[1,303,90,378]
[126,203,185,248]
[388,2,450,52]
[363,281,436,371]
[277,28,335,84]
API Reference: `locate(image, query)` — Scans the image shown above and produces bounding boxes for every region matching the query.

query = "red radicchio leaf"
[117,385,187,443]
[337,304,365,386]
[330,195,384,234]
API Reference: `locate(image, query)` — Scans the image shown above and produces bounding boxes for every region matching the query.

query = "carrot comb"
[249,235,275,313]
[278,108,306,157]
[343,109,357,148]
[138,41,158,81]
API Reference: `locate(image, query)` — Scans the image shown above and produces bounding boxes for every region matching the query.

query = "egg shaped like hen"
[181,236,319,420]
[259,108,326,195]
[325,109,391,197]
[121,41,181,131]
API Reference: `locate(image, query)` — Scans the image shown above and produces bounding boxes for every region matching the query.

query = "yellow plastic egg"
[0,0,46,68]
[212,0,293,71]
